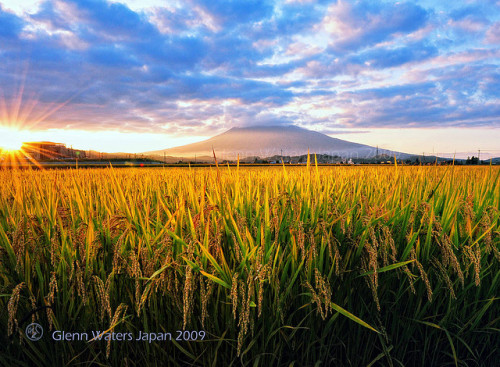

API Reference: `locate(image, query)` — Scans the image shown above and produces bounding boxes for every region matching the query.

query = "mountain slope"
[147,125,408,159]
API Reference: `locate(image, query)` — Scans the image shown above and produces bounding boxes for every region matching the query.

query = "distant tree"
[466,156,479,165]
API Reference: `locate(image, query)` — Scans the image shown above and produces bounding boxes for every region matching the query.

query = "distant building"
[22,142,86,160]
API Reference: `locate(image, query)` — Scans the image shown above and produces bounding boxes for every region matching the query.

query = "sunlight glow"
[0,126,26,151]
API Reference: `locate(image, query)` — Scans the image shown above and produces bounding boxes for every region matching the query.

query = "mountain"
[147,125,411,160]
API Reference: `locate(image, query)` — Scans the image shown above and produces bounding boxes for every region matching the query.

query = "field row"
[0,166,499,366]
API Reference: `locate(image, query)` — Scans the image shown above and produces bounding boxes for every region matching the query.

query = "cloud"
[29,1,80,32]
[195,0,275,27]
[0,0,498,139]
[0,5,24,39]
[485,21,500,44]
[349,41,438,68]
[256,2,326,37]
[147,6,207,34]
[68,0,159,41]
[322,1,429,53]
[87,45,140,67]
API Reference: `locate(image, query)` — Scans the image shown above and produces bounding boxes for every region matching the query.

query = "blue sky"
[0,0,499,156]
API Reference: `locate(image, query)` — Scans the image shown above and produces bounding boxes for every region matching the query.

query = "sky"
[0,0,499,157]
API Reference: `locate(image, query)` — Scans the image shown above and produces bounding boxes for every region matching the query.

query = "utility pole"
[478,149,481,165]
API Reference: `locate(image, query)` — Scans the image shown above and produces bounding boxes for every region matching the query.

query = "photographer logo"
[25,323,43,341]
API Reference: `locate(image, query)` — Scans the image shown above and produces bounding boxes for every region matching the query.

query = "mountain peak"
[146,124,404,159]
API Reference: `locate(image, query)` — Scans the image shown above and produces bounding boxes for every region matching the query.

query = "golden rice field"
[0,165,499,366]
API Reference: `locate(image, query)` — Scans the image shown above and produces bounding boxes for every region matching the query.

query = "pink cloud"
[319,1,428,52]
[448,18,487,33]
[485,21,500,44]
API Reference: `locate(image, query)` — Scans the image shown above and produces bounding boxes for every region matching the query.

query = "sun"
[0,126,26,151]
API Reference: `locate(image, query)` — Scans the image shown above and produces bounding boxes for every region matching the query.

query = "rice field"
[0,165,499,366]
